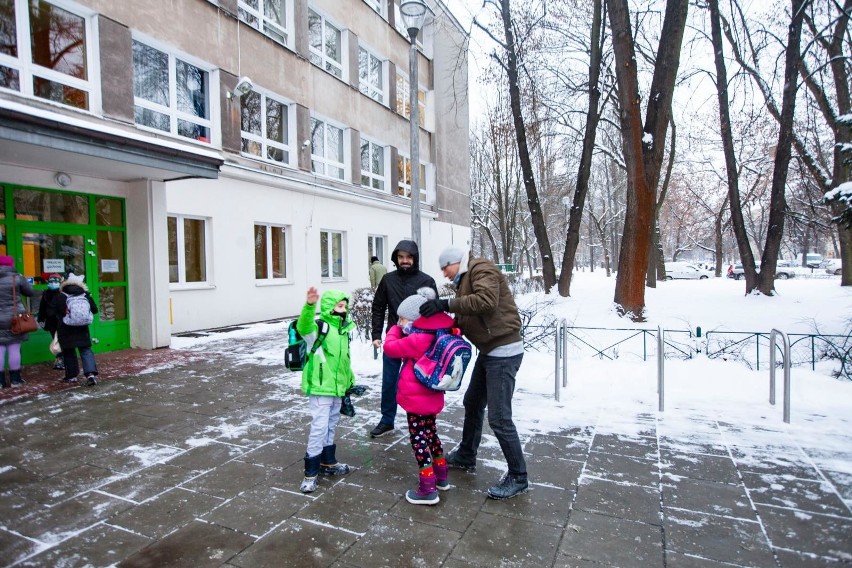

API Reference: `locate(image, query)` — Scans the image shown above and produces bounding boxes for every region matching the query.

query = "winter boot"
[434,457,450,491]
[319,444,351,476]
[8,370,24,386]
[300,454,321,493]
[487,473,529,500]
[446,449,476,472]
[0,371,6,388]
[405,468,440,505]
[53,357,65,370]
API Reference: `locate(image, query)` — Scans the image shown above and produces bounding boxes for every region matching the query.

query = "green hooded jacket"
[297,289,356,397]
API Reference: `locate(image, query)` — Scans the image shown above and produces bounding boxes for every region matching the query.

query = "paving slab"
[0,332,850,567]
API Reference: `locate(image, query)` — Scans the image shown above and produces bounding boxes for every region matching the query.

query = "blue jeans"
[379,352,402,426]
[62,346,97,379]
[456,353,527,477]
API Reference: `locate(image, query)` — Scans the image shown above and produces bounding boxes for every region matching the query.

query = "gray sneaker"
[369,423,394,438]
[487,474,529,500]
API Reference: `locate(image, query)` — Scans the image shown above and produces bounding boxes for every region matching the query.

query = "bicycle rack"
[657,325,665,412]
[769,328,792,423]
[554,319,568,401]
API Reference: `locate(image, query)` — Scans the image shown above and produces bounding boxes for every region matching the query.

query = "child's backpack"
[413,329,472,391]
[285,319,330,371]
[62,293,94,326]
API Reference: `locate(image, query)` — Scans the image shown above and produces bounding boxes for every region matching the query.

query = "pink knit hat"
[0,255,14,267]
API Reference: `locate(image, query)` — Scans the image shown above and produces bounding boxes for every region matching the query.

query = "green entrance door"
[0,186,130,364]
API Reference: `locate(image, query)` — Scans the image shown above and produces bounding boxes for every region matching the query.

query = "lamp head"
[400,0,430,37]
[234,76,254,97]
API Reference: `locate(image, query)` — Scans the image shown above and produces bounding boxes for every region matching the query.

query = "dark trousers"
[62,346,97,379]
[379,352,402,426]
[457,353,527,477]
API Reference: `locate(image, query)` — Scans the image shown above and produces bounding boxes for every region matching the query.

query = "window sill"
[255,279,292,287]
[169,283,215,291]
[321,277,348,283]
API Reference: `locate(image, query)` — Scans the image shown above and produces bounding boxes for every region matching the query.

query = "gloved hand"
[346,385,367,396]
[419,299,449,317]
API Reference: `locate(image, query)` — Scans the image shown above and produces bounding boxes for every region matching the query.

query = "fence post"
[562,319,568,389]
[769,328,792,423]
[554,320,562,402]
[657,325,664,412]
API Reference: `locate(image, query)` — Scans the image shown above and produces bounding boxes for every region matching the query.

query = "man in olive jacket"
[370,240,437,437]
[419,246,528,500]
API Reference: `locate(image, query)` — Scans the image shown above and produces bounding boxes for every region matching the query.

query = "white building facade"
[0,0,471,362]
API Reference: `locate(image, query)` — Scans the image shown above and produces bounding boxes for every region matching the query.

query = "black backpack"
[285,319,330,371]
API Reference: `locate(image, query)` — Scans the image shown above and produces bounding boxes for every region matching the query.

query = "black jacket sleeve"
[371,278,388,341]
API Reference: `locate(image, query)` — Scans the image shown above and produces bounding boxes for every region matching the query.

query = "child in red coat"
[382,287,455,505]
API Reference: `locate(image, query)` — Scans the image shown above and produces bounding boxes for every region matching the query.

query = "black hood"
[391,240,420,272]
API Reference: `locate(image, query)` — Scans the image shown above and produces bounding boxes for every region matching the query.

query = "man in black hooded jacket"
[369,240,437,437]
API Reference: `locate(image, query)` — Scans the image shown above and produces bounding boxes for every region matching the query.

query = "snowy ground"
[172,271,852,503]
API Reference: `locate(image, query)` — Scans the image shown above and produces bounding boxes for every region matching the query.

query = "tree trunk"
[558,0,605,297]
[609,0,689,319]
[708,0,759,292]
[757,0,807,295]
[498,0,557,293]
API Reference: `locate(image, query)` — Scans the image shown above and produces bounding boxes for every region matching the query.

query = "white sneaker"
[300,476,318,493]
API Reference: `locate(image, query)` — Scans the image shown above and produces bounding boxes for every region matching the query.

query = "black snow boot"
[301,454,322,493]
[319,444,351,476]
[8,370,24,386]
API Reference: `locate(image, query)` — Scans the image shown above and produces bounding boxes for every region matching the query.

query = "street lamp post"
[400,0,430,250]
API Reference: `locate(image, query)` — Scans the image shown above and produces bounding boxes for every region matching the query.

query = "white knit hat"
[439,246,465,269]
[397,287,437,321]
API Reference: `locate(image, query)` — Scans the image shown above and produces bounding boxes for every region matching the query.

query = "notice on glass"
[101,259,119,273]
[43,259,65,273]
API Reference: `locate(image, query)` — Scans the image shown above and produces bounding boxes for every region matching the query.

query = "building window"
[368,234,385,264]
[363,0,384,16]
[308,8,343,79]
[241,90,291,166]
[320,230,345,279]
[310,117,345,180]
[238,0,290,46]
[395,73,425,128]
[254,223,289,280]
[133,39,212,143]
[0,0,95,110]
[360,138,386,191]
[358,46,384,104]
[397,155,427,202]
[168,215,209,284]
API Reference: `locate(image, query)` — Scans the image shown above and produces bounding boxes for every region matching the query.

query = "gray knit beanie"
[439,246,465,269]
[397,287,437,321]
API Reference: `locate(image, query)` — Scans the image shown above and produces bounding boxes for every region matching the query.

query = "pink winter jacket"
[382,312,455,416]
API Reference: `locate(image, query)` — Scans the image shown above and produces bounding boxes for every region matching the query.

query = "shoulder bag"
[10,276,38,335]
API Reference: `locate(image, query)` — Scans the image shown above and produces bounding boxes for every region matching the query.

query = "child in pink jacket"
[383,287,455,505]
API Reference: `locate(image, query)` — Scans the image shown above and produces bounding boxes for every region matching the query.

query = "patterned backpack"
[62,293,94,326]
[413,329,472,391]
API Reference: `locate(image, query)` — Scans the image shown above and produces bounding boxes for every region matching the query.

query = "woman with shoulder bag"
[0,255,34,388]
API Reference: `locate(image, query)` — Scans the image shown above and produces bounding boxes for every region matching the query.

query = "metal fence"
[704,331,849,371]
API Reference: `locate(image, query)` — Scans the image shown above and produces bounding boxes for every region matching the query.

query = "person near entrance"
[53,273,99,386]
[0,255,34,388]
[369,240,437,438]
[419,246,529,500]
[37,273,65,370]
[369,256,387,290]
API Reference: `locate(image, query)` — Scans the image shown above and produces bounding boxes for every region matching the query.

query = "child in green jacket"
[297,286,356,493]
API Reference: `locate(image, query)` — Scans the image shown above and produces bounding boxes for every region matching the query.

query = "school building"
[0,0,471,363]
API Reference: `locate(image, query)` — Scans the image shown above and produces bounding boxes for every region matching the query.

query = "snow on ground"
[172,272,852,479]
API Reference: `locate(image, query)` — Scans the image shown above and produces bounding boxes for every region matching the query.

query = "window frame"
[358,43,386,104]
[238,0,292,48]
[363,0,385,17]
[307,7,345,80]
[240,88,294,167]
[310,114,348,182]
[360,136,387,192]
[320,229,346,281]
[368,234,386,265]
[167,214,212,289]
[254,222,291,284]
[132,34,217,145]
[395,72,426,128]
[396,153,430,203]
[0,0,100,112]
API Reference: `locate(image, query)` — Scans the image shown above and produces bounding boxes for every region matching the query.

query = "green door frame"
[0,184,130,364]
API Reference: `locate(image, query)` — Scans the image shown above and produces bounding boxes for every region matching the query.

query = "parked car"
[824,258,842,275]
[730,262,796,280]
[664,262,712,280]
[796,253,823,268]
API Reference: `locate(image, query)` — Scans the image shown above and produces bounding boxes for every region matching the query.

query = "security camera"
[233,76,254,97]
